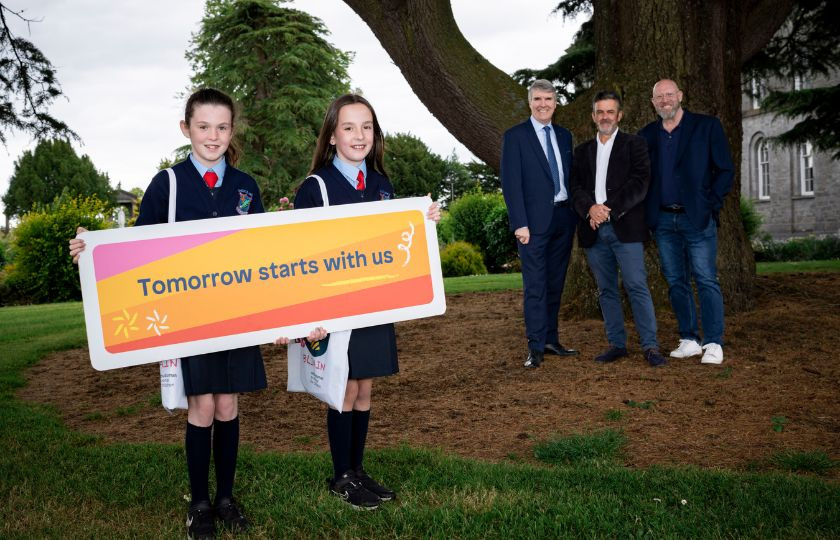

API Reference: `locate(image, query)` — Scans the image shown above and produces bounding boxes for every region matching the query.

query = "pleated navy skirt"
[347,324,399,379]
[181,345,267,395]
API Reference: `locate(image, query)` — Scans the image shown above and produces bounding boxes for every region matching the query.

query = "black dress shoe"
[595,346,628,363]
[544,343,580,356]
[524,349,543,368]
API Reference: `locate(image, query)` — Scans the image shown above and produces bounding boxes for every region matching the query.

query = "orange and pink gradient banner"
[78,197,445,370]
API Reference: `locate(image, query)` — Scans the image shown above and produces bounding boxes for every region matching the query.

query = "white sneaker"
[669,339,702,358]
[700,343,724,364]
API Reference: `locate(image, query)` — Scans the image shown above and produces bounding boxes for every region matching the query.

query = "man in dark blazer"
[501,79,580,369]
[639,79,733,365]
[570,90,666,367]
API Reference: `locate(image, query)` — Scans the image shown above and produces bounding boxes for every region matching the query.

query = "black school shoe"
[186,500,216,540]
[214,496,250,533]
[329,471,381,510]
[355,468,396,501]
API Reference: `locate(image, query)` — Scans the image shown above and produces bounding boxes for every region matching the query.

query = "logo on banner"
[302,335,331,357]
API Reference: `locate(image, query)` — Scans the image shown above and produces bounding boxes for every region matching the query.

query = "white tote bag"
[286,174,351,410]
[158,168,188,412]
[287,331,351,410]
[160,358,188,411]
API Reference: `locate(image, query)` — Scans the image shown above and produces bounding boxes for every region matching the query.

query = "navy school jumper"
[294,164,399,379]
[136,158,267,395]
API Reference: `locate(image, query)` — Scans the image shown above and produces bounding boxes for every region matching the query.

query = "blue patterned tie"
[543,125,561,196]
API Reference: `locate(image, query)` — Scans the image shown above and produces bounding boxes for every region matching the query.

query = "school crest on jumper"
[236,189,253,215]
[379,190,391,201]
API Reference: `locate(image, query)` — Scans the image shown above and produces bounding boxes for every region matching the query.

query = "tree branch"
[740,0,796,64]
[344,0,526,169]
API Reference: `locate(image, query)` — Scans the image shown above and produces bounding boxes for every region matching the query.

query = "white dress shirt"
[594,129,618,204]
[530,116,567,202]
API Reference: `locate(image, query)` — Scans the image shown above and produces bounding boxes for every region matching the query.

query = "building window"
[799,142,814,195]
[756,139,770,199]
[750,78,767,109]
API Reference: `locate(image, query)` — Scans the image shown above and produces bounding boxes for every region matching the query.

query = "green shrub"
[483,204,518,272]
[755,235,840,262]
[439,241,487,277]
[2,195,111,304]
[436,212,456,247]
[740,196,763,242]
[447,192,509,270]
[0,233,10,269]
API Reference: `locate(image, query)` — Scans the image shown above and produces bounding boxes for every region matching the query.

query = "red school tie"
[204,170,219,189]
[356,170,365,191]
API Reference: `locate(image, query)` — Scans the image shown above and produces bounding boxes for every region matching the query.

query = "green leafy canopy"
[186,0,352,202]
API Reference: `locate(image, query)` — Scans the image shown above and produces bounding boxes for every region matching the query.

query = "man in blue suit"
[639,79,734,365]
[501,79,580,369]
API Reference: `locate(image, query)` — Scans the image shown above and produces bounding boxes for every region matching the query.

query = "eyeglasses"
[652,92,678,101]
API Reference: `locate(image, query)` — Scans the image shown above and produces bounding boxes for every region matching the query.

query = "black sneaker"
[186,500,216,540]
[355,468,396,501]
[329,471,381,510]
[214,496,250,533]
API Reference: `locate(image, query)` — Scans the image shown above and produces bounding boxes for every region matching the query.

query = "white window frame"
[756,139,770,200]
[799,142,814,195]
[750,78,766,109]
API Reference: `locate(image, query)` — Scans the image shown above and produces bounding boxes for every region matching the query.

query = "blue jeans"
[654,212,724,345]
[584,223,658,351]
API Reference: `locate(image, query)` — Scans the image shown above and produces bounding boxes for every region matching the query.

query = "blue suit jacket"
[501,119,573,234]
[638,109,733,230]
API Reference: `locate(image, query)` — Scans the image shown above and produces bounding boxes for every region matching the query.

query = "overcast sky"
[1,1,582,212]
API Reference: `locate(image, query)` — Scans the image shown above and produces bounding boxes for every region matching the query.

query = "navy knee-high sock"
[185,422,212,504]
[351,409,370,471]
[327,409,353,480]
[213,416,240,501]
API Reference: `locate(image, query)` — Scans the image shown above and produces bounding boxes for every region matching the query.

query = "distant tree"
[383,133,447,198]
[156,145,190,173]
[187,0,351,202]
[439,152,475,205]
[0,3,78,145]
[512,18,594,104]
[464,161,500,194]
[2,138,113,220]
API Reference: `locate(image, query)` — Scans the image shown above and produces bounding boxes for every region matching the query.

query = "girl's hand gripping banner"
[77,197,446,370]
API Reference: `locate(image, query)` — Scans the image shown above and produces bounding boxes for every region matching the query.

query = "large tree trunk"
[345,0,794,315]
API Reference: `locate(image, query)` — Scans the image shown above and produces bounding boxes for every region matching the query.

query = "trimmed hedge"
[440,241,487,277]
[754,235,840,262]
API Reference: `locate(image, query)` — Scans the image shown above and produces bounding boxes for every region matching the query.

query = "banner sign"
[78,197,445,370]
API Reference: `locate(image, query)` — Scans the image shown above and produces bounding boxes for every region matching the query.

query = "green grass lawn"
[2,275,840,537]
[756,259,840,273]
[444,259,840,294]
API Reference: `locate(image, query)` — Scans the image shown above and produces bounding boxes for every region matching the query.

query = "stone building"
[740,73,840,240]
